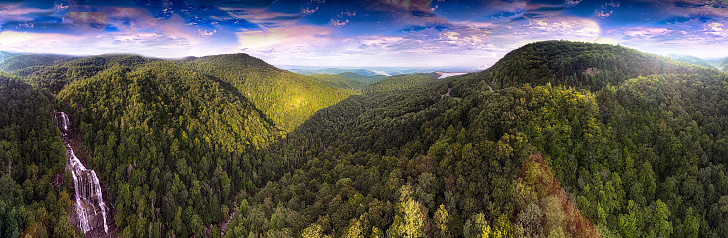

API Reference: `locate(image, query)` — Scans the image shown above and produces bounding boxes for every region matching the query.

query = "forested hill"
[363,73,440,93]
[712,57,728,72]
[668,55,718,70]
[5,40,728,237]
[0,73,74,237]
[307,73,386,92]
[222,41,728,238]
[0,51,18,63]
[7,53,352,133]
[0,54,80,72]
[16,54,158,94]
[1,52,353,236]
[477,40,717,90]
[182,53,354,132]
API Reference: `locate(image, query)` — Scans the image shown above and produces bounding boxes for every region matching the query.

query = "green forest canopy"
[2,41,728,238]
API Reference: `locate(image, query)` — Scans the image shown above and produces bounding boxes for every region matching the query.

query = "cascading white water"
[56,111,109,234]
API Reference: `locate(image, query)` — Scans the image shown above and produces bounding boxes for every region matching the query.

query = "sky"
[0,0,727,67]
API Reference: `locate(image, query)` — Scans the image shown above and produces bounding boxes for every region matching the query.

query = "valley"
[2,41,728,238]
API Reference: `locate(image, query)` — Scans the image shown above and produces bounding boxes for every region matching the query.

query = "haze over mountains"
[2,41,728,238]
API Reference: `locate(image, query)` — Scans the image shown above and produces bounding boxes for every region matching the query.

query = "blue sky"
[0,0,727,67]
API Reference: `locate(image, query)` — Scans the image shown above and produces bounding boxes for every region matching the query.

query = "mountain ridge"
[3,41,728,237]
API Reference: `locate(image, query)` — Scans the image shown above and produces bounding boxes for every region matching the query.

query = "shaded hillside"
[711,57,728,72]
[363,73,439,93]
[0,73,77,237]
[6,40,728,238]
[183,54,354,132]
[16,54,157,94]
[307,72,386,92]
[476,40,715,90]
[223,41,728,238]
[56,61,280,237]
[0,51,17,63]
[0,54,80,72]
[291,68,383,76]
[667,54,717,69]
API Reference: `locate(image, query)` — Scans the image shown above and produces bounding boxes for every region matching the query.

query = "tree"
[651,200,672,238]
[301,223,322,238]
[434,204,449,238]
[491,214,513,238]
[343,217,363,238]
[517,203,543,237]
[682,207,699,238]
[618,200,637,238]
[399,198,425,238]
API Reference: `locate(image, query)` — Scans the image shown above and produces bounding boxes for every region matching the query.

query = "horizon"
[1,0,727,67]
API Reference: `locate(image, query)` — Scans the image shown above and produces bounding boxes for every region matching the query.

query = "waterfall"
[56,112,109,234]
[57,111,70,135]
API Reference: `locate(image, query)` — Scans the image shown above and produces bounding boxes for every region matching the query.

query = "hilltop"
[4,41,728,237]
[224,41,728,238]
[182,53,354,132]
[468,40,717,90]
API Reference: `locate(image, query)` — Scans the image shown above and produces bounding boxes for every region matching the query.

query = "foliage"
[0,54,79,72]
[223,41,728,238]
[182,53,354,132]
[5,41,728,238]
[55,61,283,237]
[308,72,385,92]
[364,73,439,93]
[478,40,716,91]
[16,54,158,94]
[0,73,77,237]
[710,57,728,73]
[668,54,718,70]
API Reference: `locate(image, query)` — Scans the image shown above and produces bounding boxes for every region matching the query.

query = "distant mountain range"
[279,65,478,76]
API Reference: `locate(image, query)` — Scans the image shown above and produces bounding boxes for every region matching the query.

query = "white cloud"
[198,29,216,37]
[566,0,582,7]
[603,22,728,59]
[705,22,726,36]
[595,10,612,18]
[331,19,348,27]
[301,7,318,15]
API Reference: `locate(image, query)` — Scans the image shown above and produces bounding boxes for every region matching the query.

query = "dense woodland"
[181,54,354,132]
[307,73,386,92]
[710,57,728,73]
[363,73,440,94]
[668,55,717,70]
[0,73,75,237]
[2,41,728,237]
[0,54,80,73]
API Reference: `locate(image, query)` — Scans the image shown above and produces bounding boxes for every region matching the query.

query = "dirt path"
[441,88,451,98]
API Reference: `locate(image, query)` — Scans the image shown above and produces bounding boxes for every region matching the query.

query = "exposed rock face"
[56,111,110,235]
[583,67,603,76]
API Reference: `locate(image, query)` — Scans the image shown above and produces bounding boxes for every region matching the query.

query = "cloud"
[595,10,612,18]
[0,31,33,45]
[236,25,332,51]
[221,7,301,25]
[301,7,318,15]
[331,19,348,27]
[374,0,434,13]
[198,29,216,37]
[489,16,601,48]
[704,22,726,36]
[66,12,109,31]
[0,31,199,57]
[338,11,355,17]
[566,0,582,7]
